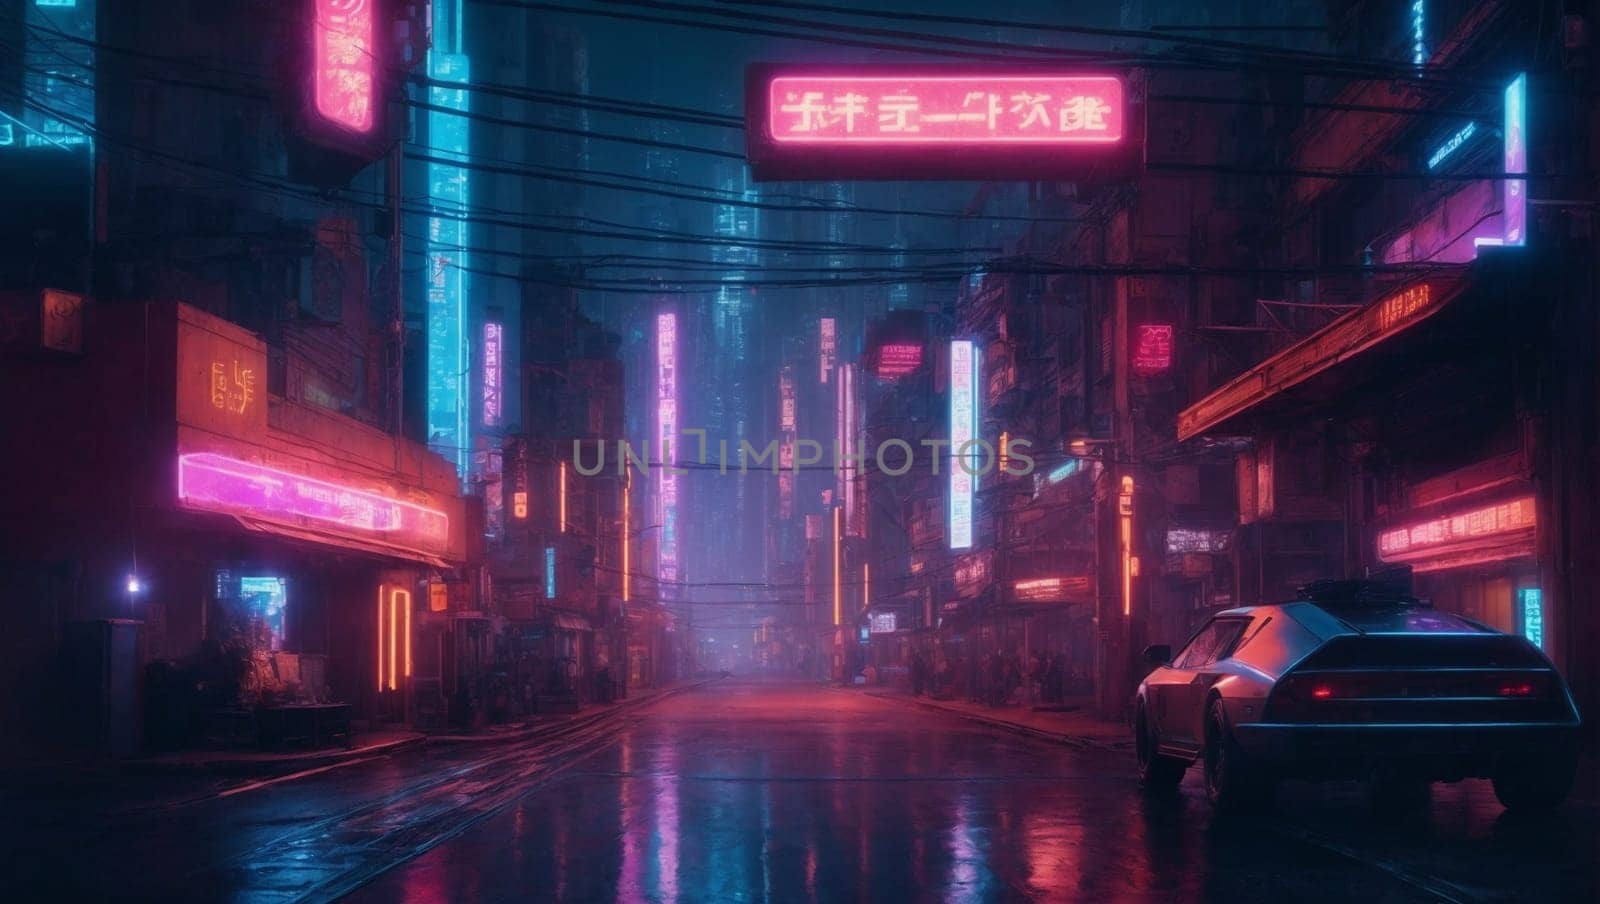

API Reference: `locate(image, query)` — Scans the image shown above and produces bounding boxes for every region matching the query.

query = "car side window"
[1173,621,1225,669]
[1174,618,1248,670]
[1209,619,1250,664]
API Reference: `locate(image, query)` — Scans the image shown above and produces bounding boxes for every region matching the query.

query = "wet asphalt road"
[5,677,1597,902]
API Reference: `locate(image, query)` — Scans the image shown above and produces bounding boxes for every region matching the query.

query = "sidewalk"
[429,678,712,746]
[864,687,1132,752]
[124,729,425,777]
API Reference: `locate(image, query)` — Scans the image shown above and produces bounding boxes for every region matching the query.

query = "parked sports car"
[1134,581,1581,811]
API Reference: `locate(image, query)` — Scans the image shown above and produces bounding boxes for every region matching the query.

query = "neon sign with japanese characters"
[482,321,503,427]
[769,75,1123,145]
[1132,324,1173,375]
[1377,496,1536,562]
[747,68,1140,181]
[313,0,376,134]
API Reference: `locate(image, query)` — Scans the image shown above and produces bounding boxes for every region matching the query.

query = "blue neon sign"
[1048,459,1081,484]
[1520,587,1543,650]
[1427,121,1476,170]
[425,46,471,483]
[1410,1,1426,68]
[1502,73,1527,247]
[948,340,980,550]
[545,546,557,599]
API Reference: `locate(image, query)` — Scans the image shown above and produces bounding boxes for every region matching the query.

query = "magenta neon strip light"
[178,453,449,551]
[769,75,1124,145]
[655,312,679,583]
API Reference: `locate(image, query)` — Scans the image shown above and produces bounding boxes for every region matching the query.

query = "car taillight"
[1498,680,1539,697]
[1310,684,1334,700]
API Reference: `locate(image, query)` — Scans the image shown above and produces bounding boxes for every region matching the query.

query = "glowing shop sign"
[1013,576,1091,603]
[820,317,836,384]
[313,0,375,133]
[1047,460,1082,484]
[1427,121,1476,170]
[1165,528,1231,554]
[482,321,503,427]
[656,312,679,584]
[1377,496,1535,561]
[426,49,471,481]
[209,359,257,415]
[1133,324,1173,375]
[178,453,449,553]
[545,546,557,599]
[869,611,898,634]
[949,340,979,550]
[877,343,923,377]
[770,76,1124,145]
[1519,588,1544,650]
[1502,73,1526,247]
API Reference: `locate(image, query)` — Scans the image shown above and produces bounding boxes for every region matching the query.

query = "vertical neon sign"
[313,0,375,133]
[820,317,836,384]
[1410,1,1426,68]
[1520,587,1544,650]
[949,340,979,550]
[427,1,471,482]
[656,312,679,585]
[482,322,502,427]
[1503,73,1527,247]
[779,367,796,519]
[837,363,859,536]
[545,546,557,599]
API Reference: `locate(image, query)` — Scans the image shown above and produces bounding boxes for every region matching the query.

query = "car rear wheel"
[1492,750,1576,811]
[1203,698,1271,813]
[1135,704,1186,792]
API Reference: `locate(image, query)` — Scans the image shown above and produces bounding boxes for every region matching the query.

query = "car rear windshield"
[1314,603,1490,635]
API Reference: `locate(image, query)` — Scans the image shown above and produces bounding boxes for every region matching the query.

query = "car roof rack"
[1294,579,1428,607]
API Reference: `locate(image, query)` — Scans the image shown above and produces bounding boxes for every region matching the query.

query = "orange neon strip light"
[398,589,412,678]
[833,506,842,626]
[863,561,870,611]
[388,594,398,690]
[560,461,568,533]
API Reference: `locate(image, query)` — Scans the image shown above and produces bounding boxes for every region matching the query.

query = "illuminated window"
[240,576,287,651]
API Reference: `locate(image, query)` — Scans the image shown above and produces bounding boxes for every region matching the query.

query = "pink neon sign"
[313,0,376,134]
[1133,324,1173,375]
[1378,496,1535,561]
[656,313,679,583]
[178,453,449,553]
[483,322,503,427]
[877,343,923,377]
[769,75,1124,145]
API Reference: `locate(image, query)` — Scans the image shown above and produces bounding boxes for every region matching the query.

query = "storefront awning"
[542,611,593,632]
[1178,276,1469,441]
[233,516,456,569]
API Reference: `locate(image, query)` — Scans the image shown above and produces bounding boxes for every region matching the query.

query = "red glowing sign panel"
[178,453,449,555]
[1377,496,1536,561]
[769,76,1124,145]
[314,0,376,134]
[876,343,923,377]
[1133,324,1173,374]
